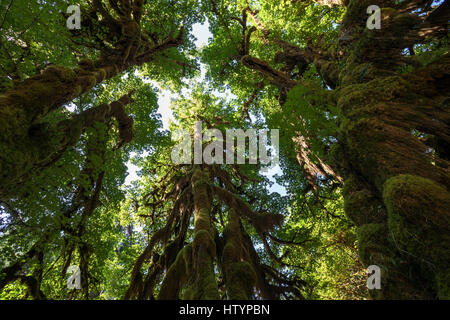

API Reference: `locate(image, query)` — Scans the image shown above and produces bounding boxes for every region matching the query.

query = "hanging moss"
[93,69,108,82]
[0,92,135,199]
[78,76,97,91]
[222,241,239,264]
[159,245,192,300]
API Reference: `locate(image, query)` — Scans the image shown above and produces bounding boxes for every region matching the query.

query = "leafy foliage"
[1,0,448,300]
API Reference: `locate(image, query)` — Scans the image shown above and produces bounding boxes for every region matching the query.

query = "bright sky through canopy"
[124,22,286,196]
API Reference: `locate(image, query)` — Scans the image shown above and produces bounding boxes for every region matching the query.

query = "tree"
[124,90,307,299]
[0,0,202,299]
[0,0,448,300]
[0,0,199,198]
[203,0,450,299]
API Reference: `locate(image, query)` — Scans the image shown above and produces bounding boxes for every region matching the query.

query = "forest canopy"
[0,0,449,300]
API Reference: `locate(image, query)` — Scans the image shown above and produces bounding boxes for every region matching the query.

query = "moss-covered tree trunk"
[0,0,184,199]
[333,0,450,299]
[184,166,219,299]
[226,0,449,298]
[221,208,256,299]
[0,92,133,200]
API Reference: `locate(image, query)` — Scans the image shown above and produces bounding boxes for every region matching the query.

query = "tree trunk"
[221,208,256,299]
[335,0,450,299]
[0,92,133,199]
[184,166,219,299]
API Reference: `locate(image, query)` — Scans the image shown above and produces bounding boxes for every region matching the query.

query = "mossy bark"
[0,92,133,200]
[0,1,184,200]
[334,1,450,299]
[184,166,219,300]
[221,208,256,300]
[159,245,192,300]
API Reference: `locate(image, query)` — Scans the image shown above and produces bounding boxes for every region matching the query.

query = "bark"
[0,92,134,200]
[293,135,343,190]
[238,0,450,299]
[333,0,450,299]
[221,208,256,299]
[184,166,219,300]
[0,0,184,199]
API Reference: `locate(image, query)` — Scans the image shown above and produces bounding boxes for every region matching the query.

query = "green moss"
[186,252,218,300]
[185,167,219,300]
[436,269,450,300]
[327,143,348,175]
[192,178,210,193]
[225,261,256,300]
[338,76,411,114]
[193,229,216,257]
[317,60,339,86]
[342,0,375,28]
[344,179,386,226]
[222,242,239,263]
[383,174,450,266]
[79,75,97,90]
[336,71,450,192]
[182,287,195,300]
[43,66,76,81]
[383,174,450,227]
[194,210,212,231]
[94,69,107,82]
[356,223,393,266]
[0,76,13,93]
[340,63,378,86]
[383,174,450,299]
[198,274,219,300]
[356,223,433,299]
[12,82,54,113]
[159,245,192,299]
